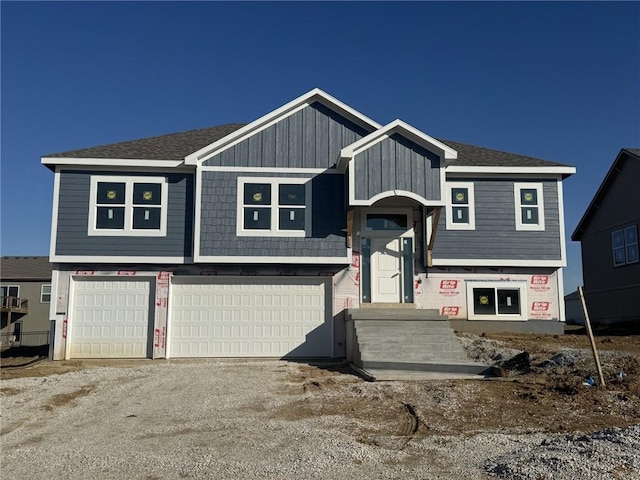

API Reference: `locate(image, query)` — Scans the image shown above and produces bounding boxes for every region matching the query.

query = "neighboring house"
[1,256,52,347]
[564,290,586,325]
[572,148,640,326]
[42,88,575,361]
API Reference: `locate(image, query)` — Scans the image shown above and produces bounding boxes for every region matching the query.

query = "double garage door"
[68,276,331,359]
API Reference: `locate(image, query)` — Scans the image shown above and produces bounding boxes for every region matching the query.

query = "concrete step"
[355,360,492,376]
[356,335,462,345]
[347,309,449,321]
[357,350,470,363]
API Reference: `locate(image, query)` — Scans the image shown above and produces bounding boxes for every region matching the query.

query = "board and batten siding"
[199,171,346,258]
[433,179,562,261]
[55,170,194,257]
[353,134,442,203]
[203,102,370,169]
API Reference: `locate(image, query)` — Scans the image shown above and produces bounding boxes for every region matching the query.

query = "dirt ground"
[2,328,639,438]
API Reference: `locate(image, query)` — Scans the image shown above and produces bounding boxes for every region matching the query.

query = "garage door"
[69,278,152,358]
[169,277,331,358]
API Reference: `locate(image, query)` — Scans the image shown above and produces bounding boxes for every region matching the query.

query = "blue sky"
[2,1,639,293]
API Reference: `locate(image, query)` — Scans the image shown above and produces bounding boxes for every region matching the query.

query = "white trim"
[194,167,203,260]
[165,277,174,359]
[236,177,311,237]
[65,276,76,360]
[42,157,184,168]
[200,166,340,174]
[557,179,567,265]
[432,258,566,267]
[49,167,61,259]
[40,284,52,303]
[185,88,381,165]
[557,268,566,323]
[195,255,350,264]
[514,182,545,231]
[465,280,528,321]
[87,175,168,237]
[445,182,475,230]
[446,166,576,175]
[50,255,191,263]
[339,119,458,170]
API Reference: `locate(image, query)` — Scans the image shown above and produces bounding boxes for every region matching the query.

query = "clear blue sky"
[2,1,639,294]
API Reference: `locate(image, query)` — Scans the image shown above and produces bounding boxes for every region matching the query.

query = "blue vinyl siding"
[354,134,442,202]
[199,171,346,258]
[204,102,370,169]
[55,170,193,257]
[434,179,562,261]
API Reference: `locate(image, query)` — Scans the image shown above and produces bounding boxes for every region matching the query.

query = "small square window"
[515,183,544,231]
[473,288,495,315]
[612,230,625,249]
[244,207,271,230]
[97,182,125,204]
[96,206,125,229]
[452,206,469,224]
[279,184,306,206]
[497,289,520,315]
[41,285,51,303]
[279,208,305,230]
[244,184,271,205]
[451,188,468,204]
[132,207,161,229]
[625,225,638,245]
[627,244,639,264]
[446,182,475,230]
[520,189,538,205]
[612,225,639,266]
[521,207,539,224]
[133,183,162,205]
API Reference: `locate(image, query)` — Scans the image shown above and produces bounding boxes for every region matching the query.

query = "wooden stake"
[578,286,606,387]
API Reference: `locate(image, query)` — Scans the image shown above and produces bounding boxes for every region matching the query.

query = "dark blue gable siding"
[199,171,347,258]
[55,170,194,258]
[203,102,370,169]
[434,178,562,261]
[353,134,442,203]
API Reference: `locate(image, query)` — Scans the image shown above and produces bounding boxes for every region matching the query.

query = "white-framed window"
[612,224,639,267]
[236,177,311,237]
[466,281,527,321]
[514,183,545,231]
[446,182,475,230]
[88,176,168,236]
[40,284,52,303]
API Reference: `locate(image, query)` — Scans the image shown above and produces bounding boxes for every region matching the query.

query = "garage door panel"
[169,278,331,358]
[69,279,152,359]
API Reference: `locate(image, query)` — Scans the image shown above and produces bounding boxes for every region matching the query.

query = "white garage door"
[169,277,331,358]
[69,278,152,359]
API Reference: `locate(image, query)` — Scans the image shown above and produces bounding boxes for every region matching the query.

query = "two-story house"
[42,89,575,360]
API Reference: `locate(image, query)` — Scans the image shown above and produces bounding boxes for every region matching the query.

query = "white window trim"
[466,280,527,321]
[88,175,168,237]
[236,177,312,237]
[514,182,545,231]
[40,284,52,303]
[1,285,20,297]
[446,182,475,230]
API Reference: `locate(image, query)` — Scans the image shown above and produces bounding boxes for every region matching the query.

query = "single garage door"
[169,277,331,358]
[68,278,153,358]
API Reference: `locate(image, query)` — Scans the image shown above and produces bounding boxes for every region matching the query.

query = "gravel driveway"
[2,359,639,479]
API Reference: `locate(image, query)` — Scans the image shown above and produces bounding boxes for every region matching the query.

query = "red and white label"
[154,329,160,347]
[157,272,170,281]
[531,275,549,285]
[351,251,360,268]
[441,306,460,316]
[532,301,550,312]
[440,280,458,290]
[74,270,94,276]
[62,319,68,338]
[117,270,137,276]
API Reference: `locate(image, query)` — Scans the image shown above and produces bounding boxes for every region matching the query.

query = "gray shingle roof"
[1,257,52,280]
[44,123,571,168]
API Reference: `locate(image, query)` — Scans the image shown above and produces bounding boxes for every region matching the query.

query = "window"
[466,281,526,320]
[366,213,408,231]
[612,224,639,267]
[237,177,310,237]
[0,285,19,309]
[514,183,545,231]
[88,176,168,236]
[41,285,52,303]
[446,182,475,230]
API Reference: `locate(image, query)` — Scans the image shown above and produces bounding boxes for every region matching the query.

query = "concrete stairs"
[346,308,491,377]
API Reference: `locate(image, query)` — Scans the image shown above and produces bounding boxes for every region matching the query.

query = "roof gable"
[185,88,381,165]
[572,148,640,241]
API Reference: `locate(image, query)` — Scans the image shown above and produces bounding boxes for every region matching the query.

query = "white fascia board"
[185,88,382,165]
[194,255,351,264]
[50,255,192,263]
[445,166,576,176]
[340,119,458,166]
[431,258,566,267]
[41,157,185,168]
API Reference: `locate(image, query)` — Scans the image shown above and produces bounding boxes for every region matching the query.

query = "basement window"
[466,281,527,320]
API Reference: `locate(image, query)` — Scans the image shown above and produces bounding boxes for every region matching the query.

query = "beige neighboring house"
[572,148,640,326]
[1,256,52,347]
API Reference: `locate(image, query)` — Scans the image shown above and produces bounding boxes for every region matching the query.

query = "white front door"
[371,238,402,303]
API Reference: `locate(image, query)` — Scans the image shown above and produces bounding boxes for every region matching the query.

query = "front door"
[371,238,402,303]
